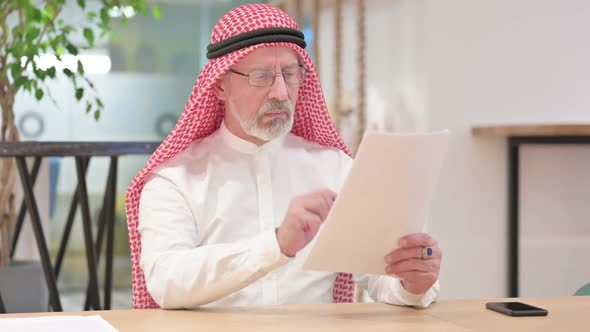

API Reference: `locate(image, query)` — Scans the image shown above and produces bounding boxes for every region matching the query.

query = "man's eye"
[252,71,272,80]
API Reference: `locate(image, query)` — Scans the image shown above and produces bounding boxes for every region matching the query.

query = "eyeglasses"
[228,65,309,87]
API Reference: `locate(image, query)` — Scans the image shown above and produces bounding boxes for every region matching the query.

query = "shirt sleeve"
[354,274,439,308]
[138,173,291,309]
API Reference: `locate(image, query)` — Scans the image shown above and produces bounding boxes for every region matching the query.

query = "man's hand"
[384,233,442,295]
[276,189,336,257]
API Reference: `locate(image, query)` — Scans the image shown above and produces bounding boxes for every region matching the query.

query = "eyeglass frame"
[227,65,309,87]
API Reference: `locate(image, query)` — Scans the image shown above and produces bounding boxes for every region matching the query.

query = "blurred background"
[7,0,590,310]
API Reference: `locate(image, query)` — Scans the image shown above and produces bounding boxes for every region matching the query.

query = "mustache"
[258,100,294,117]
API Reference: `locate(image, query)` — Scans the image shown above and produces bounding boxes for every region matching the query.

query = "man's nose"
[267,73,289,100]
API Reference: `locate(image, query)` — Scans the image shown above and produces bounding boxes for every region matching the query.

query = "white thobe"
[138,122,439,309]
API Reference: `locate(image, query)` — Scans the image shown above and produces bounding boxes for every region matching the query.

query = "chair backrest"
[574,283,590,296]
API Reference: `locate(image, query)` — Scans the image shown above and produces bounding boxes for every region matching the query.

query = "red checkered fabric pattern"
[125,4,354,309]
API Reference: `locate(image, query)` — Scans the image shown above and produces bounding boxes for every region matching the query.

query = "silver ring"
[421,246,434,260]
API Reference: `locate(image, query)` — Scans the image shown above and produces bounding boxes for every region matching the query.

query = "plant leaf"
[40,41,50,52]
[100,8,110,27]
[94,109,101,121]
[34,69,46,80]
[44,4,58,20]
[10,63,22,81]
[32,8,43,22]
[63,68,73,77]
[35,88,44,100]
[77,0,86,9]
[65,43,78,55]
[26,27,41,42]
[84,77,95,89]
[77,60,84,74]
[24,80,32,92]
[14,76,28,91]
[83,28,94,47]
[152,5,161,20]
[75,88,84,101]
[47,66,56,78]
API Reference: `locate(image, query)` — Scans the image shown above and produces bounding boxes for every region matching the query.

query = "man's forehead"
[236,46,300,67]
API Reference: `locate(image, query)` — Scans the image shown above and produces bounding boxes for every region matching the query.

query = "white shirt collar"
[219,121,285,155]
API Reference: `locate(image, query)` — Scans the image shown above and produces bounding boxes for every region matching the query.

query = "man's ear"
[213,79,227,101]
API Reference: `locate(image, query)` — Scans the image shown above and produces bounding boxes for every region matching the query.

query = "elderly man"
[126,4,441,310]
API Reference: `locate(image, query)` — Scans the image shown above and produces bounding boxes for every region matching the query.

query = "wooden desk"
[472,124,590,297]
[426,296,589,331]
[1,297,588,331]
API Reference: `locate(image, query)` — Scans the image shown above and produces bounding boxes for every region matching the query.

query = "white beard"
[233,100,295,141]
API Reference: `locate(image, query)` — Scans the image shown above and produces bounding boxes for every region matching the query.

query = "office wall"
[423,0,590,299]
[318,0,590,299]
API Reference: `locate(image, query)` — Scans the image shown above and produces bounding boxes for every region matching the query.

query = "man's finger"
[317,188,337,202]
[298,210,323,232]
[303,197,330,220]
[302,190,336,220]
[385,245,442,265]
[385,258,440,275]
[398,233,437,248]
[385,247,424,265]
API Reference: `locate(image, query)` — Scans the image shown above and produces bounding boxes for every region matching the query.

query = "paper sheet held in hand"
[302,130,450,275]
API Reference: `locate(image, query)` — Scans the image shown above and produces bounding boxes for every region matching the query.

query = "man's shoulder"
[148,134,216,178]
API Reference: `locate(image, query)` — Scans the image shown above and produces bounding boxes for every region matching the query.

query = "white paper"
[0,315,118,332]
[302,130,450,275]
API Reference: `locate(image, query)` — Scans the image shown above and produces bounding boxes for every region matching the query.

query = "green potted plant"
[0,0,160,312]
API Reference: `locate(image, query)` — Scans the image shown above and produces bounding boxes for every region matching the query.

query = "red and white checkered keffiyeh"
[125,4,355,309]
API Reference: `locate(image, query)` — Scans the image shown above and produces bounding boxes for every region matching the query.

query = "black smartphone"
[485,302,548,317]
